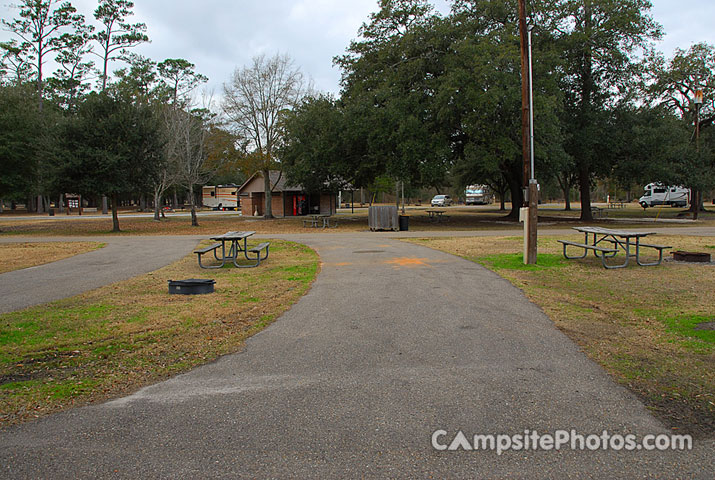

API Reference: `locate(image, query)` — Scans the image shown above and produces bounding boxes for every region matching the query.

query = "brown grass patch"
[0,240,318,427]
[2,204,713,236]
[406,235,715,437]
[0,242,104,274]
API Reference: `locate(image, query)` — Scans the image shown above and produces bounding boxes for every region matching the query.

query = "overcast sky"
[1,0,714,97]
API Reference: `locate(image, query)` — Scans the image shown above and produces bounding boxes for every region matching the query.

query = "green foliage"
[645,43,715,196]
[0,83,43,199]
[336,0,451,189]
[280,95,354,191]
[93,0,149,90]
[111,52,157,103]
[157,58,208,106]
[2,0,86,106]
[56,91,163,199]
[555,0,662,218]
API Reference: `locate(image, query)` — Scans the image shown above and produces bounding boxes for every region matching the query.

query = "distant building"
[237,170,337,217]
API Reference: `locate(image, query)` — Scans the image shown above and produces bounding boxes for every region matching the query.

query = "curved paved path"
[1,231,713,478]
[0,236,203,314]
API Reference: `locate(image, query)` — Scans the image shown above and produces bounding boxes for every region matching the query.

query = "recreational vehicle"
[202,185,239,210]
[465,185,493,205]
[638,183,689,208]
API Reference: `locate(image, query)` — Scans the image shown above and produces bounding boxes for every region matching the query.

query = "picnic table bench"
[195,231,269,268]
[607,201,626,209]
[558,226,670,269]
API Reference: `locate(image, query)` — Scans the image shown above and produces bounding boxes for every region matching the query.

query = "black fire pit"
[168,279,216,295]
[671,251,711,263]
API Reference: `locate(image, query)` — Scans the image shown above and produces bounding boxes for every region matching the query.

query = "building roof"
[237,170,303,194]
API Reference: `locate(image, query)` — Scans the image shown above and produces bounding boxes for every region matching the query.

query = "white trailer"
[465,185,493,205]
[638,183,689,208]
[202,185,239,210]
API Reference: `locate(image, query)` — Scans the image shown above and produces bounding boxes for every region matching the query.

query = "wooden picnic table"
[607,201,626,209]
[558,226,671,269]
[425,209,450,223]
[303,214,337,228]
[194,231,270,268]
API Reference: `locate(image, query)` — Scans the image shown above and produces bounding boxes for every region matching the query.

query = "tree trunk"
[188,185,199,226]
[0,199,3,214]
[153,189,162,221]
[499,193,506,211]
[263,169,273,219]
[111,193,121,232]
[173,191,178,209]
[578,163,593,221]
[58,194,64,213]
[36,195,44,214]
[688,189,700,213]
[563,186,571,211]
[139,193,147,212]
[102,195,108,214]
[507,175,523,219]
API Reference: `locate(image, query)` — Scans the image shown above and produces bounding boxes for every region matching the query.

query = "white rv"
[202,185,239,210]
[465,185,493,205]
[638,183,689,208]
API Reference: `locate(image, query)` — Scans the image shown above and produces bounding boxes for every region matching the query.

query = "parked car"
[431,194,453,207]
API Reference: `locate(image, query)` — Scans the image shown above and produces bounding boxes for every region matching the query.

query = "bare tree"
[165,95,217,227]
[222,53,310,218]
[151,111,178,221]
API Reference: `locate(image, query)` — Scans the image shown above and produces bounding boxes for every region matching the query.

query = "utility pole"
[519,0,538,264]
[693,89,703,220]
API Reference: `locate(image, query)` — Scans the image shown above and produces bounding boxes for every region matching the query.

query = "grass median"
[0,242,105,274]
[0,239,318,426]
[406,235,714,437]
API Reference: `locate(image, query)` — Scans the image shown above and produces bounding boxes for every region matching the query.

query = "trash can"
[48,208,55,216]
[399,215,409,231]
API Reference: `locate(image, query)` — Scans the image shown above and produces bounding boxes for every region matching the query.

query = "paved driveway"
[1,232,712,478]
[0,236,202,314]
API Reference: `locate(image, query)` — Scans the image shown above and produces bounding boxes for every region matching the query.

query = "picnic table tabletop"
[573,226,655,238]
[210,231,256,241]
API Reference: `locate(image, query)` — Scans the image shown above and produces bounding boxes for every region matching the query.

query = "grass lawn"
[0,242,105,274]
[406,234,714,437]
[0,240,318,426]
[1,203,713,236]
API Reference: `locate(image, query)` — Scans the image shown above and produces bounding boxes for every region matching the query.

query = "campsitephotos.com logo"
[431,429,693,455]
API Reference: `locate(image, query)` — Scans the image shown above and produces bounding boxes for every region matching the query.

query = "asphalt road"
[1,231,713,478]
[0,236,202,314]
